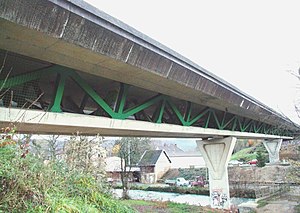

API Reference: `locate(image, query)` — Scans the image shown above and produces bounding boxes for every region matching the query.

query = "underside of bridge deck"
[0,50,296,138]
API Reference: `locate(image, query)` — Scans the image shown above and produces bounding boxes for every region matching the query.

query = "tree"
[256,148,267,167]
[31,135,61,161]
[64,133,106,180]
[113,137,151,199]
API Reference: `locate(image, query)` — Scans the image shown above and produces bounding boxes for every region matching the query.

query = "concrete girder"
[0,108,292,139]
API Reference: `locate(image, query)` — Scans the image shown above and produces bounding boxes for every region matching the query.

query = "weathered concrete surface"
[0,0,298,132]
[263,139,283,164]
[0,108,292,139]
[197,137,237,209]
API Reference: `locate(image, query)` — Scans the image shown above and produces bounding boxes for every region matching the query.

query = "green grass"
[257,199,269,208]
[121,200,223,213]
[121,200,156,206]
[231,147,257,162]
[146,186,209,195]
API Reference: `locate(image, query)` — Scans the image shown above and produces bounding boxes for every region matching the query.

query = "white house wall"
[154,153,171,181]
[169,156,206,169]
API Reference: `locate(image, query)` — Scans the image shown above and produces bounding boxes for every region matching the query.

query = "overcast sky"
[85,0,300,124]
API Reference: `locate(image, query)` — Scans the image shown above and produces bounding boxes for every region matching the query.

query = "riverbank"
[120,200,225,213]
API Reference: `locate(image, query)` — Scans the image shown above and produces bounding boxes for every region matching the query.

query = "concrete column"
[197,137,236,209]
[263,139,282,164]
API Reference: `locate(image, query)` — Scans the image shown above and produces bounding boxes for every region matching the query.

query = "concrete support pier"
[197,137,236,209]
[263,139,283,164]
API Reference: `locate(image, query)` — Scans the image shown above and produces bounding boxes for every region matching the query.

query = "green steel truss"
[0,65,292,136]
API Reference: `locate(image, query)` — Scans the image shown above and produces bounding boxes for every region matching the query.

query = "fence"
[254,183,290,199]
[229,181,291,199]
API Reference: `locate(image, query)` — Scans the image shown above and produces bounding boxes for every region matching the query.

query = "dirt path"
[256,186,300,213]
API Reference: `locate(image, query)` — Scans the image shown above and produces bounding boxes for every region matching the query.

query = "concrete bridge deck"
[0,0,299,137]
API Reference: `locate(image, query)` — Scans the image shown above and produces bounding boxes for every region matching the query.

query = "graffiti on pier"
[211,189,228,208]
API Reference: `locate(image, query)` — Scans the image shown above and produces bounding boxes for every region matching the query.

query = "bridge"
[0,0,299,209]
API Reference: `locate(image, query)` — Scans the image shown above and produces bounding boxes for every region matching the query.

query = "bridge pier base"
[263,139,282,164]
[196,137,236,210]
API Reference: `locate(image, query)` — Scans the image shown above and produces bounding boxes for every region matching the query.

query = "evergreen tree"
[256,149,266,167]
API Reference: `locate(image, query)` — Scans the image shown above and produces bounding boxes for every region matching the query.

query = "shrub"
[0,126,134,212]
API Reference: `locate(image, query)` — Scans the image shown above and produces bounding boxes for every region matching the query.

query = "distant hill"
[151,138,197,152]
[103,137,198,154]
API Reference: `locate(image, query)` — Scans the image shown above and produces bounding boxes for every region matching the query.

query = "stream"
[113,189,255,207]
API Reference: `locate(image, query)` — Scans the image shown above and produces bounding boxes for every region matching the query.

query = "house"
[105,156,140,182]
[138,150,171,184]
[105,156,123,181]
[168,152,206,169]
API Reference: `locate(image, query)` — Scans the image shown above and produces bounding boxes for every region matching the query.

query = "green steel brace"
[157,99,166,123]
[260,123,266,134]
[243,120,253,132]
[0,66,60,89]
[248,122,254,132]
[188,107,210,126]
[263,125,271,134]
[205,111,212,128]
[0,64,290,136]
[114,83,130,114]
[238,119,244,132]
[152,99,166,123]
[237,118,252,132]
[254,123,264,133]
[122,94,164,119]
[253,122,257,133]
[166,99,188,126]
[220,112,227,129]
[272,128,278,135]
[231,117,238,131]
[268,126,273,134]
[49,73,67,112]
[211,111,222,129]
[223,115,237,130]
[184,101,192,122]
[67,70,116,117]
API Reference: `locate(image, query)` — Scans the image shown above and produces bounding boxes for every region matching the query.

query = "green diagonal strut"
[166,100,188,126]
[122,94,164,119]
[115,83,130,114]
[49,73,67,112]
[156,99,166,123]
[68,70,115,117]
[0,64,291,136]
[0,66,60,89]
[152,99,166,123]
[188,107,210,126]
